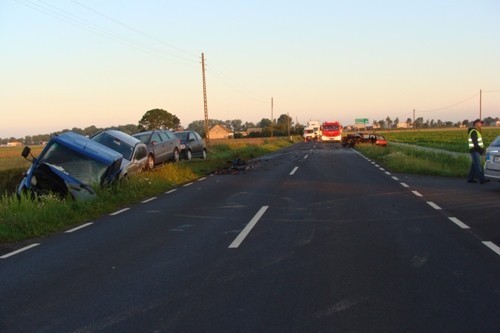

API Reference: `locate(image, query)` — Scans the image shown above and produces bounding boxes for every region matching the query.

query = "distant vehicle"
[484,135,500,181]
[174,130,207,160]
[133,130,181,169]
[90,130,148,178]
[341,132,388,147]
[320,121,342,142]
[303,120,321,141]
[17,131,123,200]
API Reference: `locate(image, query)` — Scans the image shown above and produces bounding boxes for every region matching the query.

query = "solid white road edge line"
[482,241,500,256]
[141,197,157,204]
[229,206,269,249]
[448,217,470,229]
[65,222,93,233]
[110,208,130,216]
[427,201,442,210]
[1,243,40,259]
[289,166,299,175]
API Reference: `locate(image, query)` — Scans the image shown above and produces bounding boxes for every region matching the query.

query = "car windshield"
[39,142,110,186]
[490,136,500,147]
[323,125,339,130]
[92,132,134,160]
[175,132,188,141]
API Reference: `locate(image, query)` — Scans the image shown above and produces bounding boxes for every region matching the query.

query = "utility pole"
[271,97,274,138]
[287,112,290,140]
[479,89,482,120]
[413,108,415,131]
[201,52,210,146]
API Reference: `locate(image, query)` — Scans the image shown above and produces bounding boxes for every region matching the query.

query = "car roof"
[54,131,123,164]
[99,129,143,147]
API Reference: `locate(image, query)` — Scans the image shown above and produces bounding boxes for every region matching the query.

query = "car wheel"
[201,149,207,159]
[185,150,192,160]
[173,148,180,163]
[147,154,155,170]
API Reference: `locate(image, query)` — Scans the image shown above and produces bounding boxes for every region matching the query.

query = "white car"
[484,135,500,181]
[91,130,148,178]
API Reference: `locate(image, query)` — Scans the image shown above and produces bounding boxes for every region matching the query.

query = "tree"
[276,114,293,134]
[258,118,272,128]
[230,119,243,132]
[385,116,393,129]
[406,117,413,128]
[139,109,180,130]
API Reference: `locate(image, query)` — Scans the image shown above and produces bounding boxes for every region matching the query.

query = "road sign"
[355,118,369,125]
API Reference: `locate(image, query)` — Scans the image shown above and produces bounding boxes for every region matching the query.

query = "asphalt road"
[1,142,499,332]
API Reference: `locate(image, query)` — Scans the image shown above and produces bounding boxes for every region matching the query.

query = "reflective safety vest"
[468,128,484,149]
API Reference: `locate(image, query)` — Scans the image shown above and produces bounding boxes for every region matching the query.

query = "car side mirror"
[21,146,35,162]
[21,146,31,158]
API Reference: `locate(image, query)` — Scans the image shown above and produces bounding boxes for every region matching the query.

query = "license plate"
[494,156,500,163]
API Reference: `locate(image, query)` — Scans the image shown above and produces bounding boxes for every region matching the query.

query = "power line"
[69,0,198,59]
[418,93,479,113]
[15,0,198,66]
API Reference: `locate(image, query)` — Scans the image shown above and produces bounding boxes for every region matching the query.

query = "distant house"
[208,124,233,139]
[246,127,263,135]
[397,122,411,129]
[6,141,22,147]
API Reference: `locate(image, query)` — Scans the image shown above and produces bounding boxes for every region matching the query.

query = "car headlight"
[180,144,186,150]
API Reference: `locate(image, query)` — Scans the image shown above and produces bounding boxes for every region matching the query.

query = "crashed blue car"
[17,131,123,200]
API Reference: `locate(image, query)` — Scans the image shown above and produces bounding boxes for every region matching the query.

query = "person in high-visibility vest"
[467,119,489,184]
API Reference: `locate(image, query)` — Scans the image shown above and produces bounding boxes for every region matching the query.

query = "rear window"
[92,132,134,161]
[175,132,188,141]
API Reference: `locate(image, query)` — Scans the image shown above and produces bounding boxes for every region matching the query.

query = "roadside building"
[208,124,233,139]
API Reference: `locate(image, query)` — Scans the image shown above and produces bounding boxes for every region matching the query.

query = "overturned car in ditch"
[17,131,123,200]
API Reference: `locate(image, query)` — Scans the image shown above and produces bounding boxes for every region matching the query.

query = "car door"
[162,130,178,160]
[129,144,148,175]
[190,131,203,155]
[151,132,168,163]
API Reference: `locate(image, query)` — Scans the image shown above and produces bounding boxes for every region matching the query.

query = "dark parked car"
[342,132,388,147]
[17,131,123,200]
[175,131,207,160]
[132,130,181,169]
[90,130,148,178]
[174,130,207,160]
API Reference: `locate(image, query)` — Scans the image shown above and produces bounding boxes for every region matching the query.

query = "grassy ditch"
[0,137,297,245]
[355,143,470,177]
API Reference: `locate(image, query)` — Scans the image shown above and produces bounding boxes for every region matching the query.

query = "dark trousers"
[467,151,485,182]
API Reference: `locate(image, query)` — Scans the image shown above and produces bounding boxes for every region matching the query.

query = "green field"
[380,127,500,153]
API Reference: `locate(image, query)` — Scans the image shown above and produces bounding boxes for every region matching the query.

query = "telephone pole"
[479,89,482,120]
[271,97,274,138]
[201,53,210,146]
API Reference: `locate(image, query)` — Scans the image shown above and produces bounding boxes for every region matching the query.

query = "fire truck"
[320,121,342,142]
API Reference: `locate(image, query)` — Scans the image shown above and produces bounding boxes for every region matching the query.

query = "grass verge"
[355,143,471,177]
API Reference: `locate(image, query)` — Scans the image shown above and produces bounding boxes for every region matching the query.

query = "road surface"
[1,142,499,332]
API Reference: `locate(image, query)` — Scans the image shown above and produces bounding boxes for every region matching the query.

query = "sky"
[1,0,500,138]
